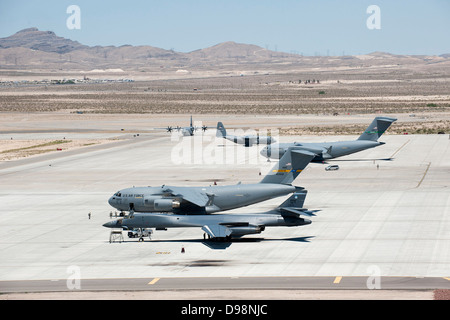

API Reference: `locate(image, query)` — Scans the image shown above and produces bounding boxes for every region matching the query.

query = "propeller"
[166,126,172,133]
[202,125,208,132]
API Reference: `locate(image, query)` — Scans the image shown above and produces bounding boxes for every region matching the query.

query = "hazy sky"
[1,0,449,55]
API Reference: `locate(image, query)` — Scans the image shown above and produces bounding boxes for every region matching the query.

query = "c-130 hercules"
[108,149,316,215]
[216,121,276,147]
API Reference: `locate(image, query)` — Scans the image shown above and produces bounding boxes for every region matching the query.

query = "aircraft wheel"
[139,237,144,242]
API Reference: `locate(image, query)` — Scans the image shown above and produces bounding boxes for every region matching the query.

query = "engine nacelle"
[144,196,180,212]
[154,199,180,211]
[229,225,263,237]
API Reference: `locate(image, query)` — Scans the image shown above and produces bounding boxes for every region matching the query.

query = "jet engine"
[229,225,263,237]
[144,196,180,212]
[154,199,180,211]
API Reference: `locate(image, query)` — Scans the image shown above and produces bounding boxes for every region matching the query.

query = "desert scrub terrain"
[0,71,449,115]
[279,119,450,136]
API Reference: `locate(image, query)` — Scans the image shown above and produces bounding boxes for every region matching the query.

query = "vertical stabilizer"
[358,117,397,141]
[216,122,227,138]
[260,149,315,184]
[279,190,308,208]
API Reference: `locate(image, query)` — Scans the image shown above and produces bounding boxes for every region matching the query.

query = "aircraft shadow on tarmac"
[116,236,315,250]
[203,236,315,250]
[327,157,393,162]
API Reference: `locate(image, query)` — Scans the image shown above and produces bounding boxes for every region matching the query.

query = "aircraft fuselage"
[103,211,311,238]
[261,140,383,161]
[108,183,297,214]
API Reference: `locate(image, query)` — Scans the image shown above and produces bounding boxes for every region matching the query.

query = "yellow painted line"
[148,278,160,285]
[416,162,431,188]
[444,277,450,281]
[390,139,410,159]
[333,276,342,284]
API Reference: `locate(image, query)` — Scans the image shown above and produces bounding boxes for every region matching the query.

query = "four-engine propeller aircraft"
[163,116,209,136]
[216,122,276,147]
[260,116,397,162]
[103,191,314,242]
[108,149,316,215]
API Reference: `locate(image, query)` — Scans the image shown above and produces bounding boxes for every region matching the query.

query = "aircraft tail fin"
[279,190,308,208]
[260,149,315,184]
[357,117,397,141]
[278,190,317,217]
[216,122,227,138]
[190,115,193,128]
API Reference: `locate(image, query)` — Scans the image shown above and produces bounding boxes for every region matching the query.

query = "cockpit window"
[114,192,122,197]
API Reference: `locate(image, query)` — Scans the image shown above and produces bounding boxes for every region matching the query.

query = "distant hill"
[0,27,449,73]
[187,41,291,60]
[0,27,87,54]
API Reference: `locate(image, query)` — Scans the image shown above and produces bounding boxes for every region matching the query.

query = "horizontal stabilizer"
[280,207,316,217]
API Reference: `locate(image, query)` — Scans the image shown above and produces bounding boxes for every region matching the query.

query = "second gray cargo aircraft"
[108,149,315,215]
[261,116,397,162]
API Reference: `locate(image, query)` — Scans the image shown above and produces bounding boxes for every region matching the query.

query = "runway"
[0,120,449,296]
[1,276,450,293]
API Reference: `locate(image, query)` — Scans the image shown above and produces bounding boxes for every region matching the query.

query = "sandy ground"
[0,138,118,161]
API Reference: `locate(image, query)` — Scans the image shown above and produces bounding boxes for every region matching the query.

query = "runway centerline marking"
[333,276,342,284]
[148,278,160,285]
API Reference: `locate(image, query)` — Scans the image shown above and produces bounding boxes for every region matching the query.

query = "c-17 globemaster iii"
[260,116,397,162]
[103,191,314,242]
[108,149,316,215]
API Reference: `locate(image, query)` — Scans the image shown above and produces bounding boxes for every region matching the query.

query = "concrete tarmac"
[0,130,449,297]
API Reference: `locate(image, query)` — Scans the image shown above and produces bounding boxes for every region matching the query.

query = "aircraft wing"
[162,186,209,207]
[202,224,232,238]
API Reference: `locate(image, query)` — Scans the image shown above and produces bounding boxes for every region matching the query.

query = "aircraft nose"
[103,220,118,228]
[260,147,267,157]
[108,196,115,207]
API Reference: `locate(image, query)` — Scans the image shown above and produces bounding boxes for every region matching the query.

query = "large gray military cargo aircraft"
[260,116,397,162]
[108,149,316,214]
[103,191,314,241]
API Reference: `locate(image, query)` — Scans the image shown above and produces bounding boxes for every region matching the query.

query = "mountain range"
[0,27,449,72]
